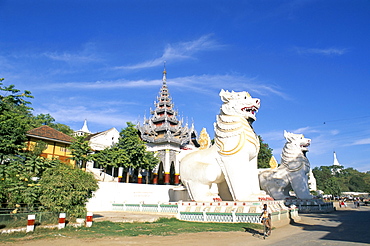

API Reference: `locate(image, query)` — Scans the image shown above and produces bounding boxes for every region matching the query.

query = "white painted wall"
[86,182,190,212]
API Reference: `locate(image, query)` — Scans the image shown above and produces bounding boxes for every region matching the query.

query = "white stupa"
[333,151,341,166]
[74,119,92,136]
[332,151,342,174]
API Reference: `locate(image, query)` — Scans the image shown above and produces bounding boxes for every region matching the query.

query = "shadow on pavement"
[243,226,273,240]
[292,208,370,244]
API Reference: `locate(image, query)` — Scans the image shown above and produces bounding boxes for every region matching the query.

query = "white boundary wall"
[86,182,190,212]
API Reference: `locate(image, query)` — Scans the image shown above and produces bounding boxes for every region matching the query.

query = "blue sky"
[1,1,370,172]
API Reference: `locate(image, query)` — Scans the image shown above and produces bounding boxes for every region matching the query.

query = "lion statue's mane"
[259,131,313,200]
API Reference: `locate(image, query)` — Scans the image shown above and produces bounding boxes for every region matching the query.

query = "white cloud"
[35,103,136,131]
[114,34,222,70]
[42,42,101,63]
[289,126,320,135]
[39,78,162,90]
[43,52,100,63]
[350,138,370,146]
[39,74,288,99]
[294,47,348,56]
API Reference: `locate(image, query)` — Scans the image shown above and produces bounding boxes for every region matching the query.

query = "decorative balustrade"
[111,202,299,223]
[141,136,183,144]
[151,116,179,124]
[295,203,334,213]
[284,199,334,213]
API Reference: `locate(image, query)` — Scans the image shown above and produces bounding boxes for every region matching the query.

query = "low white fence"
[285,199,334,213]
[112,202,299,224]
[113,203,178,213]
[296,203,334,213]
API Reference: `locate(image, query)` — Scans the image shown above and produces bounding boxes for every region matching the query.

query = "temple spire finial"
[162,61,167,84]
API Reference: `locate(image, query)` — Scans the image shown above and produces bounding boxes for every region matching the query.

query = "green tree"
[313,165,370,195]
[116,122,159,183]
[257,135,273,168]
[348,175,367,192]
[52,122,74,136]
[323,177,341,197]
[70,135,93,169]
[39,164,98,218]
[33,113,55,126]
[141,150,159,173]
[0,156,60,208]
[91,146,129,181]
[32,113,74,136]
[312,166,332,191]
[0,79,34,162]
[23,141,50,176]
[0,80,97,213]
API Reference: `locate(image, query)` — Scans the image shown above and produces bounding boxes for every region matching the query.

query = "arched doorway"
[170,161,175,185]
[157,162,165,185]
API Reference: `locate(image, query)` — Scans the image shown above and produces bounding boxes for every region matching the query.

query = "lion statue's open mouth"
[220,90,260,123]
[241,106,258,114]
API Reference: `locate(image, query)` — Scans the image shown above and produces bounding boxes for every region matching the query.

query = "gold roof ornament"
[198,128,211,150]
[269,156,278,169]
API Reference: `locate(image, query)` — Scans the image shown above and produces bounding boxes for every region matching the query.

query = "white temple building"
[308,169,317,191]
[74,120,120,181]
[137,67,197,185]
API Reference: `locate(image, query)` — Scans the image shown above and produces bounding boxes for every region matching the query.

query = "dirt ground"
[1,231,294,246]
[2,205,368,246]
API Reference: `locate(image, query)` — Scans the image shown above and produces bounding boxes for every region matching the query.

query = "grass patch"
[1,218,262,243]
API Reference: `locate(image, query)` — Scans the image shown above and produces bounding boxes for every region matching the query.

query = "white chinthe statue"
[259,131,313,200]
[180,89,261,201]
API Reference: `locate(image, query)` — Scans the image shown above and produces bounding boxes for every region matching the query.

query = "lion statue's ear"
[219,89,231,102]
[284,130,293,140]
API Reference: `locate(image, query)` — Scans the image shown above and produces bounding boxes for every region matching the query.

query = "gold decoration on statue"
[198,128,211,150]
[269,156,278,169]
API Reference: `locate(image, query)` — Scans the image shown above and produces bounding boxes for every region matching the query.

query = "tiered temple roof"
[138,68,193,146]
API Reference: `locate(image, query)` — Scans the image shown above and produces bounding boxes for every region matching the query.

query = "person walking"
[260,204,272,235]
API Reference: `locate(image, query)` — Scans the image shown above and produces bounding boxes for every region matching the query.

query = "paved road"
[254,206,370,246]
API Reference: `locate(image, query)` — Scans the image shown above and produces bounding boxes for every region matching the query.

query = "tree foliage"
[0,80,97,215]
[39,164,98,217]
[0,154,61,207]
[113,122,158,182]
[70,135,93,169]
[312,165,370,195]
[31,113,74,136]
[257,135,273,168]
[0,79,34,162]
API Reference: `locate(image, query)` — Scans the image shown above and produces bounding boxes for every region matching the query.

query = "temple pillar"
[164,149,170,185]
[138,168,142,184]
[174,173,180,185]
[174,152,180,185]
[152,173,158,184]
[118,167,123,182]
[164,172,170,184]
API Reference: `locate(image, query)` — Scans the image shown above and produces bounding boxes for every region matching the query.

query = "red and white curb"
[1,212,94,234]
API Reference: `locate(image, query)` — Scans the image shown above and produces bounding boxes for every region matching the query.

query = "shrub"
[39,164,98,218]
